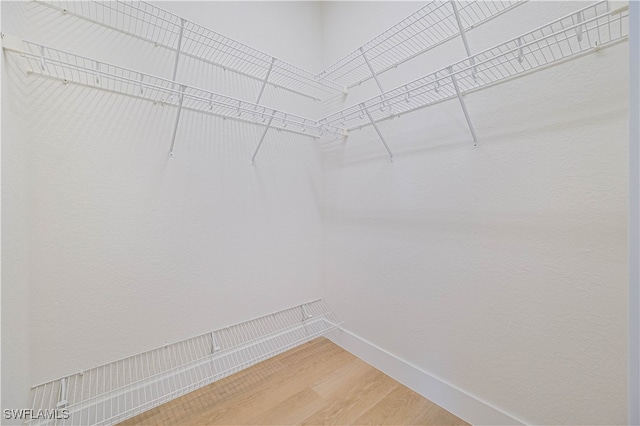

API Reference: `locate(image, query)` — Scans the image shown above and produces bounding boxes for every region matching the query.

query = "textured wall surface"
[1,1,631,424]
[2,2,33,414]
[320,2,629,424]
[1,1,325,408]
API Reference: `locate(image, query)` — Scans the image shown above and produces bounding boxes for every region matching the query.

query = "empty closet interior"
[1,0,632,425]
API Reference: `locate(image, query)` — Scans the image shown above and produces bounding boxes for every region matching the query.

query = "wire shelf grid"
[21,41,344,138]
[37,0,344,100]
[319,0,525,89]
[6,1,629,424]
[27,300,340,426]
[321,1,628,132]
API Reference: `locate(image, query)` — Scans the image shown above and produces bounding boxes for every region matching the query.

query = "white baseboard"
[326,328,526,426]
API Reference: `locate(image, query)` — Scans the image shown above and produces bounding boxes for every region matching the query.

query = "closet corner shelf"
[27,300,341,426]
[36,0,345,101]
[320,0,629,141]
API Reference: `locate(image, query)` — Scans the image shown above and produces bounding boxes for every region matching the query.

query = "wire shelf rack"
[20,41,344,140]
[318,0,526,89]
[320,1,628,134]
[37,0,344,101]
[27,300,341,426]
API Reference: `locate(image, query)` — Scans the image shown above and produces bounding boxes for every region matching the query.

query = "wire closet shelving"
[27,300,341,426]
[1,0,631,424]
[318,0,525,89]
[20,41,343,140]
[37,0,345,101]
[318,0,629,157]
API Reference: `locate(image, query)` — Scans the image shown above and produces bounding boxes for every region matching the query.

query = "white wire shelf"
[320,1,628,135]
[37,0,344,101]
[319,0,526,89]
[19,41,345,149]
[27,300,341,426]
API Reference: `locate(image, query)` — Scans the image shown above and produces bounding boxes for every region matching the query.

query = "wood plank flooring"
[119,338,468,425]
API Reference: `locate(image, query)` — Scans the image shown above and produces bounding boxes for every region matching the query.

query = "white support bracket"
[576,11,584,42]
[360,47,384,94]
[360,103,394,160]
[517,37,524,63]
[167,18,185,103]
[451,1,477,79]
[404,85,411,103]
[39,44,46,71]
[302,305,313,321]
[448,66,478,147]
[360,47,391,111]
[94,61,100,85]
[172,18,186,83]
[1,32,23,54]
[251,110,276,163]
[360,47,389,111]
[210,331,221,353]
[317,119,327,137]
[255,58,275,105]
[168,85,186,157]
[56,377,68,408]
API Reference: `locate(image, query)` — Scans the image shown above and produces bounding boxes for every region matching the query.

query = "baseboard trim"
[326,328,526,425]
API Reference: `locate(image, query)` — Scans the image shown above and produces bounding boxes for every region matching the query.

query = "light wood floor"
[120,338,468,425]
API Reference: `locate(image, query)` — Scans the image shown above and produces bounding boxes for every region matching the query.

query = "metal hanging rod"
[16,41,346,151]
[320,1,628,138]
[27,300,341,426]
[319,0,526,89]
[36,0,344,101]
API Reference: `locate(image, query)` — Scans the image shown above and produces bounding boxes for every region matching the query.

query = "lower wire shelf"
[27,299,341,426]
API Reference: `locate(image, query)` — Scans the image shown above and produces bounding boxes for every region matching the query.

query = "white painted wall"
[320,2,629,424]
[1,1,33,416]
[1,1,631,424]
[629,2,640,423]
[1,1,325,412]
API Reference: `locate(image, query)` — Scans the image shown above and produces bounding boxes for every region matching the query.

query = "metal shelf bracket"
[168,85,186,157]
[448,66,478,147]
[56,377,68,408]
[255,58,275,105]
[251,110,276,163]
[210,331,221,353]
[361,102,394,160]
[451,1,477,79]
